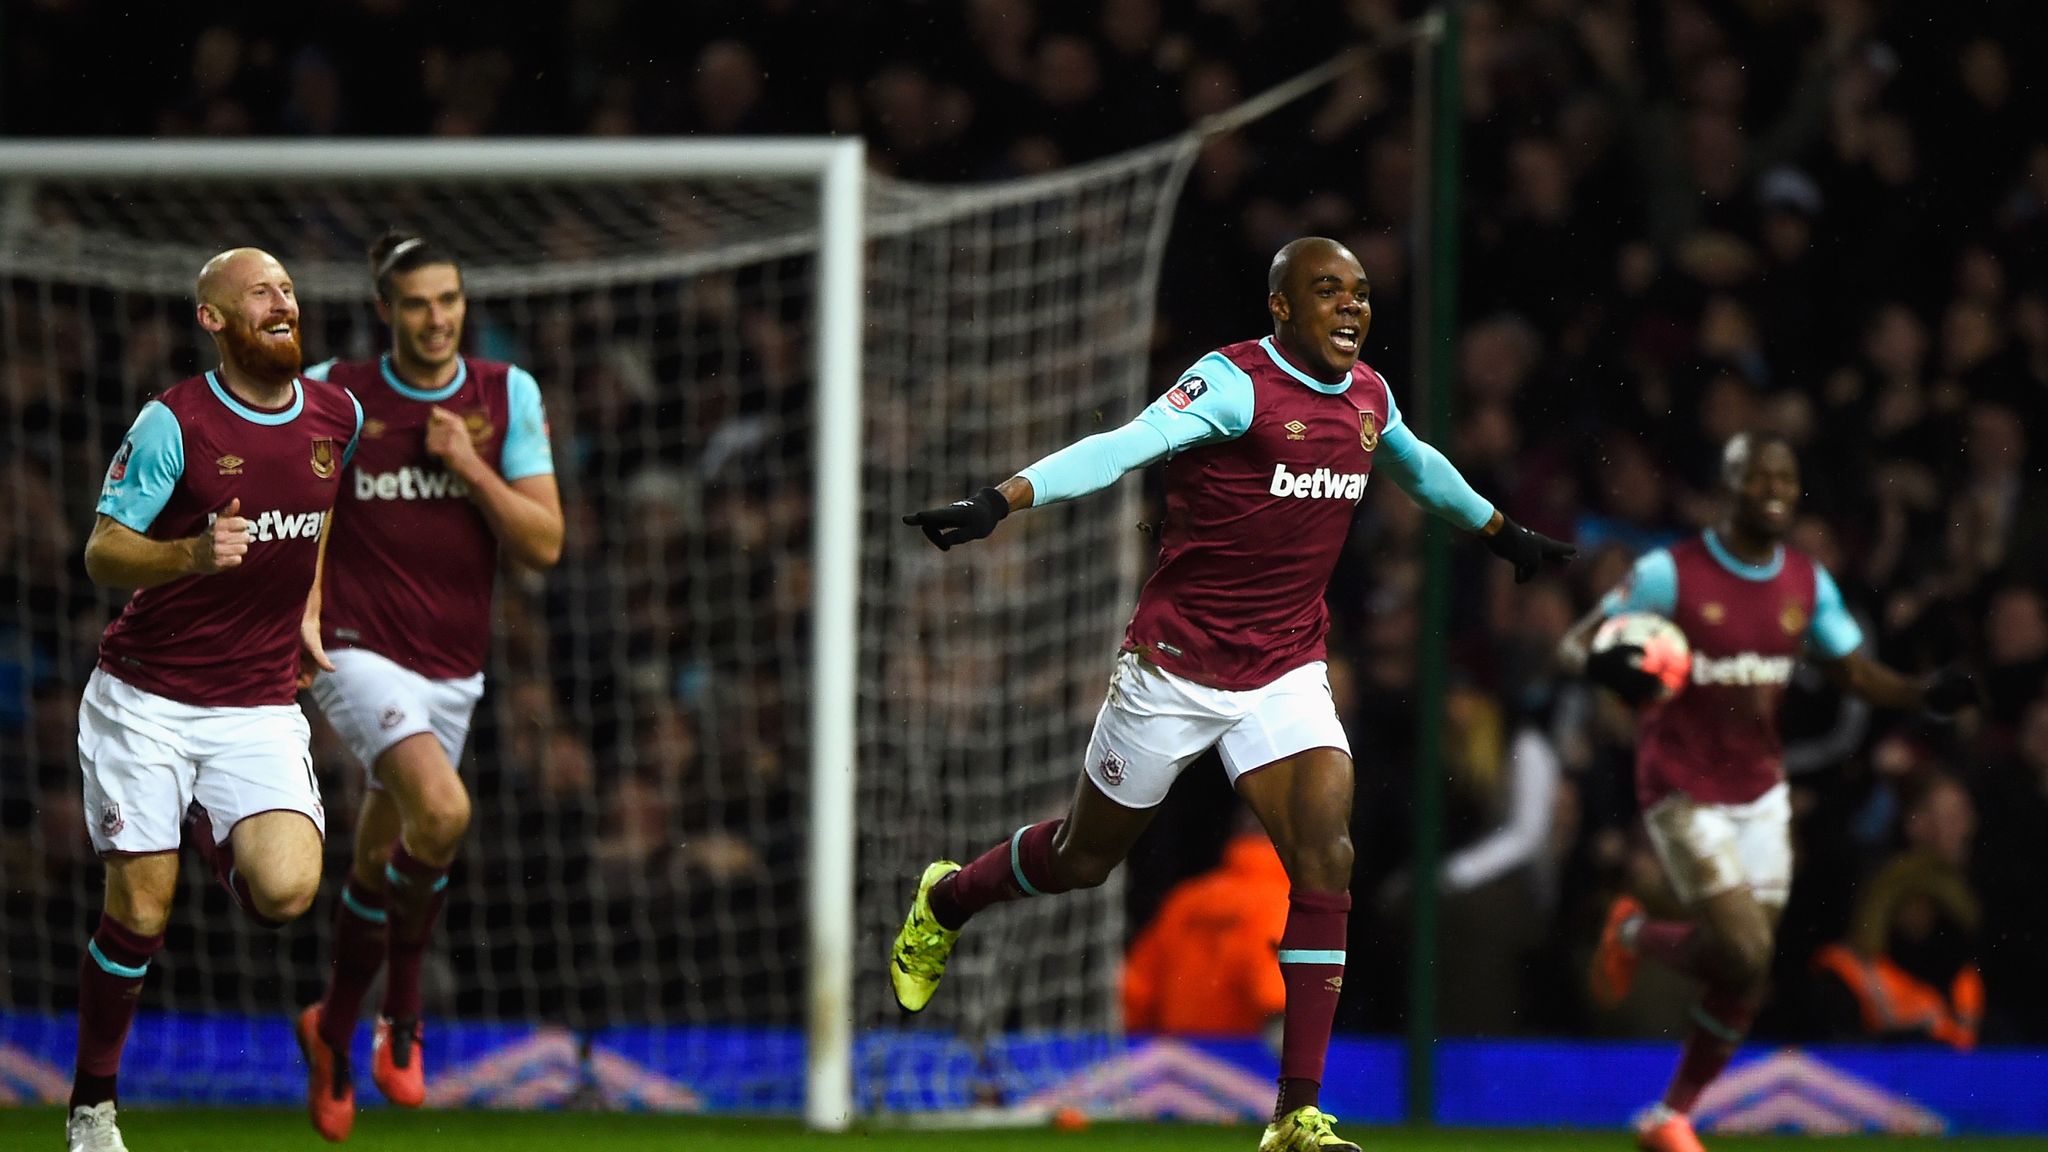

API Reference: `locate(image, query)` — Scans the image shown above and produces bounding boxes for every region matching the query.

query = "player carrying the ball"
[68,249,361,1152]
[894,237,1575,1152]
[295,232,562,1142]
[1558,432,1974,1152]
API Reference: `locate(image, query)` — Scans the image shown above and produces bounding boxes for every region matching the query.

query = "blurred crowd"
[3,0,2047,1049]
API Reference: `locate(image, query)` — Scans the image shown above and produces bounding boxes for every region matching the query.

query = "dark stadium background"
[4,0,2047,1053]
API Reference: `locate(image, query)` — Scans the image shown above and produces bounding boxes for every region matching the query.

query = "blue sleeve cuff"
[342,389,364,468]
[1374,422,1494,532]
[96,401,185,532]
[500,366,556,480]
[1019,420,1173,506]
[1809,565,1864,660]
[1598,549,1679,617]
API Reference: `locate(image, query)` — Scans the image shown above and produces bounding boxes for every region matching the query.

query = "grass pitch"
[4,1109,2047,1151]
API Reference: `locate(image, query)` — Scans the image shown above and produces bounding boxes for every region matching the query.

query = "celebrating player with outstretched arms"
[892,237,1575,1152]
[295,232,562,1142]
[1557,432,1975,1152]
[68,249,361,1152]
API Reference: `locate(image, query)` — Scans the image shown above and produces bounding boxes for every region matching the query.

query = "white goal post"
[0,138,868,1129]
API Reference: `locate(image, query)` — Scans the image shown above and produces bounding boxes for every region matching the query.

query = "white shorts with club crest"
[77,667,322,854]
[1643,782,1794,909]
[308,647,484,784]
[1082,650,1351,809]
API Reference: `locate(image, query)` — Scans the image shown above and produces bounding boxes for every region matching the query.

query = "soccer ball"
[1591,612,1692,702]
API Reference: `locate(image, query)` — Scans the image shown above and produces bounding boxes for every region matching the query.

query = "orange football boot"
[1590,893,1645,1008]
[296,1004,355,1142]
[372,1016,426,1108]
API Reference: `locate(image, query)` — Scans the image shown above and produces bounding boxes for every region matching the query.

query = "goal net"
[0,137,1195,1113]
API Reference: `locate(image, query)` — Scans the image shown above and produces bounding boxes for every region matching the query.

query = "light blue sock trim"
[341,886,388,925]
[385,862,449,892]
[1278,949,1347,965]
[88,939,149,980]
[1691,1001,1746,1045]
[1010,825,1043,897]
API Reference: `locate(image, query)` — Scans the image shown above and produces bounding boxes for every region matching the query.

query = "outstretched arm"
[1820,653,1974,714]
[1376,420,1576,582]
[903,418,1174,550]
[1807,565,1975,714]
[905,353,1254,551]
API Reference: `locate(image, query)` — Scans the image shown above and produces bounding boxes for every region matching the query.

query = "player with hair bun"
[1558,432,1976,1152]
[296,231,563,1142]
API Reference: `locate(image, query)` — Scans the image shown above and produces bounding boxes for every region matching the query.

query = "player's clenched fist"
[192,496,250,574]
[424,405,479,472]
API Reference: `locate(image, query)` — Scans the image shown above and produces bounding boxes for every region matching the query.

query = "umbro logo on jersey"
[1269,462,1369,500]
[1285,420,1307,441]
[217,454,244,475]
[356,465,471,502]
[1165,375,1208,410]
[1692,652,1794,687]
[363,418,387,439]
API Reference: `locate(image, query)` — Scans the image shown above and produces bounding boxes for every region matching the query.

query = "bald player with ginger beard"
[891,237,1575,1152]
[1559,433,1976,1152]
[68,249,362,1152]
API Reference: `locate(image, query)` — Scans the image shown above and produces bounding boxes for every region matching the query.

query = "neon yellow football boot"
[889,860,963,1013]
[1259,1106,1363,1151]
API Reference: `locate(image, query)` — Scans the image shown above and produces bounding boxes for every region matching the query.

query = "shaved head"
[1269,236,1352,294]
[1719,430,1795,491]
[195,247,291,309]
[195,247,302,387]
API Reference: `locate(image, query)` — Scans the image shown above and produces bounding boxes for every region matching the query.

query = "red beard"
[221,316,303,385]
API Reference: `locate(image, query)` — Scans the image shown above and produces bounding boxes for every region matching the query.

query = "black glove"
[1482,514,1578,583]
[1585,644,1667,708]
[903,486,1010,551]
[1921,665,1978,716]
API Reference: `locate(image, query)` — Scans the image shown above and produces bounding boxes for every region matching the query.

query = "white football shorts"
[77,666,323,855]
[1083,650,1352,809]
[308,647,485,785]
[1643,782,1793,909]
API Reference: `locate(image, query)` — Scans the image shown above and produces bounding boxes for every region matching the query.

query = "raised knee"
[416,792,472,855]
[1285,833,1354,892]
[249,872,321,925]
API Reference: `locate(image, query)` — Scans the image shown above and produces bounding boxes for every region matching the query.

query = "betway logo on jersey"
[1269,462,1370,500]
[356,466,471,502]
[211,508,327,542]
[1692,652,1795,687]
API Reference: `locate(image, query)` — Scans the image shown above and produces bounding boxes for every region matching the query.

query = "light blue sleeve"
[96,401,185,533]
[1017,420,1173,506]
[1018,352,1254,506]
[1808,565,1865,661]
[500,366,556,481]
[1382,377,1406,435]
[301,358,337,382]
[1373,421,1495,532]
[1597,549,1678,617]
[1131,351,1257,455]
[342,388,364,468]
